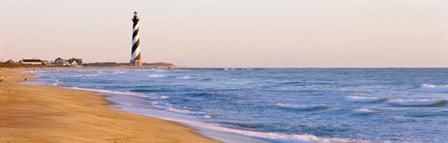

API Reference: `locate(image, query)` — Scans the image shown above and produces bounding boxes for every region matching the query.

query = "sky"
[1,0,447,67]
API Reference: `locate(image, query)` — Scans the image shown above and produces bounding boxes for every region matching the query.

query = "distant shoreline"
[0,62,265,70]
[1,62,447,70]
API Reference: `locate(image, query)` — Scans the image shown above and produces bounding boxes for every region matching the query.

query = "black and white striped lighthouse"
[131,11,142,66]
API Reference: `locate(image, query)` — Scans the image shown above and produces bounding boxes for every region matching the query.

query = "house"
[67,58,83,66]
[41,60,51,66]
[54,57,83,67]
[19,58,43,65]
[69,60,78,66]
[54,57,68,66]
[4,59,15,64]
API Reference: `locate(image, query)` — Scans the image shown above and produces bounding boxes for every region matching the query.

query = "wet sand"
[0,68,220,143]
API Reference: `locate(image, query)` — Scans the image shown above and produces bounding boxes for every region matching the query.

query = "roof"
[22,59,42,62]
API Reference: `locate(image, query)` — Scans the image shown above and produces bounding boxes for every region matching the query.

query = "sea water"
[28,68,448,143]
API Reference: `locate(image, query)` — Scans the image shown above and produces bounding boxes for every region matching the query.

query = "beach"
[0,68,219,143]
[2,68,448,143]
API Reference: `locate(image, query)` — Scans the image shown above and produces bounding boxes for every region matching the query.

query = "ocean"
[28,68,448,143]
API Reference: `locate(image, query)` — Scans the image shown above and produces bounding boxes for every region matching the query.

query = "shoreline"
[0,68,220,143]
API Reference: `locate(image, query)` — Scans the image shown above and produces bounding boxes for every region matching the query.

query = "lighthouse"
[131,11,142,66]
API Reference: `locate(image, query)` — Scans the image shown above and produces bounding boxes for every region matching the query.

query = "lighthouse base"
[130,60,143,66]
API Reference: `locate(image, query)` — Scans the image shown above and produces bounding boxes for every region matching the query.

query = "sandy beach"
[0,68,219,143]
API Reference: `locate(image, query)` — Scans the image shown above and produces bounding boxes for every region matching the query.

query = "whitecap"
[96,71,104,74]
[275,103,329,111]
[64,73,99,78]
[148,74,167,78]
[203,114,213,118]
[353,108,376,115]
[159,95,170,99]
[413,83,448,93]
[113,71,128,74]
[345,96,388,103]
[177,76,192,79]
[422,83,448,88]
[389,99,447,107]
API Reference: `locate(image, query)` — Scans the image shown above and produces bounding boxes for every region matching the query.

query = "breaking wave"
[177,76,192,79]
[148,74,167,78]
[353,108,376,115]
[130,89,172,93]
[276,103,329,111]
[412,111,448,118]
[70,87,170,99]
[113,71,128,74]
[389,99,447,107]
[121,107,360,143]
[165,107,209,115]
[414,83,448,93]
[149,101,210,116]
[346,96,389,103]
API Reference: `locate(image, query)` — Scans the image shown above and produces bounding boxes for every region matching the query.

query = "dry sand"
[0,68,220,143]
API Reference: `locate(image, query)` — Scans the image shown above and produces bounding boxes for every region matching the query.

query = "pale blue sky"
[1,0,447,67]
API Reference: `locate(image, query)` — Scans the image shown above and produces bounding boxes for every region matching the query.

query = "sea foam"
[120,107,361,143]
[70,87,170,99]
